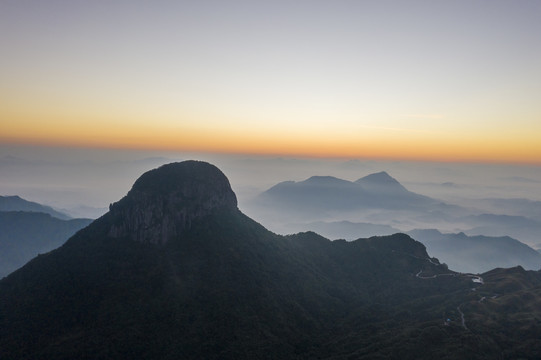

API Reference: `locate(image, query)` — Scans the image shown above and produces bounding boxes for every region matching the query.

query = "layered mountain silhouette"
[0,195,92,278]
[461,213,541,245]
[355,171,421,199]
[245,171,475,234]
[0,194,71,219]
[1,161,541,359]
[247,172,541,273]
[408,229,541,274]
[255,171,434,215]
[279,220,401,240]
[0,211,92,278]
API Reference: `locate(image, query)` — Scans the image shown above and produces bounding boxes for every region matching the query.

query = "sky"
[1,0,541,163]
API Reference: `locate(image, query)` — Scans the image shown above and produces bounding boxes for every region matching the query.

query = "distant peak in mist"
[0,195,71,220]
[356,171,399,184]
[263,171,415,196]
[255,170,434,216]
[355,171,410,195]
[303,176,355,186]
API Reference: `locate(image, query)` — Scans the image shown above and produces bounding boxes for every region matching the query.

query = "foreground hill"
[1,161,541,359]
[0,211,92,278]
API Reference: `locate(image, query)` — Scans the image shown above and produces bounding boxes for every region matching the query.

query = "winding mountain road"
[413,260,486,332]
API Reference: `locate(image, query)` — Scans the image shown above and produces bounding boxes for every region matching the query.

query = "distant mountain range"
[246,171,465,230]
[0,196,93,278]
[256,171,434,215]
[280,220,401,240]
[475,198,541,219]
[247,171,541,270]
[278,220,541,274]
[2,161,541,359]
[58,204,108,219]
[408,229,541,274]
[0,195,71,219]
[461,213,541,245]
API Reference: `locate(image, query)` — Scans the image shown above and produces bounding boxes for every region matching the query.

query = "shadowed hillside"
[0,211,92,278]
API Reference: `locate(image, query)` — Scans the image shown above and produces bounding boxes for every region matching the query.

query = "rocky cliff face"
[107,161,237,245]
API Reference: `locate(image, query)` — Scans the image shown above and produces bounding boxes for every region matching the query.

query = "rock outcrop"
[107,161,237,244]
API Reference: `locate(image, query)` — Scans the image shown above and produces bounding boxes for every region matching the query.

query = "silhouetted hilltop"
[1,161,541,359]
[107,161,237,244]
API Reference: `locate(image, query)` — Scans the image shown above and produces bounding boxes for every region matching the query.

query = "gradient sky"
[1,0,541,163]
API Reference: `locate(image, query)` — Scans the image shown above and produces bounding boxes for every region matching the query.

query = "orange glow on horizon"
[2,123,541,165]
[2,103,540,165]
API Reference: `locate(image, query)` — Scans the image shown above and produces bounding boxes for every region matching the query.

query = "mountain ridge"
[408,229,541,273]
[255,171,434,214]
[0,195,71,220]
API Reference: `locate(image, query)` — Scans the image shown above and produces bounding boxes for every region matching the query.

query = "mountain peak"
[356,171,399,184]
[129,161,236,200]
[107,161,237,245]
[303,175,354,186]
[355,171,409,194]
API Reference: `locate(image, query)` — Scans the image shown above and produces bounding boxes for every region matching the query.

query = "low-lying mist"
[2,145,541,273]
